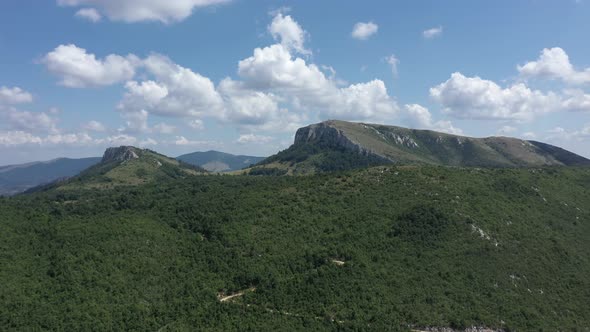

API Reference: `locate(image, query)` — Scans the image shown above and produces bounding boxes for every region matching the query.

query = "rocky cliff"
[101,146,141,163]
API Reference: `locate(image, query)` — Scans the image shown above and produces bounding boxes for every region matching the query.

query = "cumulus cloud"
[236,133,274,144]
[402,104,463,135]
[0,107,59,134]
[561,89,590,111]
[75,8,102,22]
[423,26,443,39]
[0,130,130,147]
[0,131,43,146]
[42,44,140,87]
[0,86,33,104]
[218,78,285,126]
[351,21,378,40]
[237,41,400,123]
[119,54,223,117]
[545,124,590,141]
[57,0,231,24]
[268,13,309,54]
[83,120,106,132]
[518,47,590,85]
[430,72,565,121]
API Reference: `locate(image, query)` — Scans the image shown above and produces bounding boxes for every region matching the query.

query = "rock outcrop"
[101,146,140,163]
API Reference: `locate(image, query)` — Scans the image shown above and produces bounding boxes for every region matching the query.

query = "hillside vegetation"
[51,146,206,191]
[1,166,589,331]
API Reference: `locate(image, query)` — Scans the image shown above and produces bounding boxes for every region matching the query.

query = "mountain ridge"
[177,150,265,172]
[254,120,590,174]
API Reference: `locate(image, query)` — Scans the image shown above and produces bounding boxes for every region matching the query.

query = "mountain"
[1,165,589,330]
[253,120,590,174]
[0,157,100,196]
[177,150,265,172]
[45,146,206,191]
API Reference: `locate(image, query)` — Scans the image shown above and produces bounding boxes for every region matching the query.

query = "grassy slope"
[60,149,204,190]
[1,166,589,331]
[329,120,590,167]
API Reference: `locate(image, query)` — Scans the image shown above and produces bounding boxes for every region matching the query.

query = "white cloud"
[0,107,59,134]
[57,0,231,24]
[218,78,283,126]
[0,86,33,104]
[385,54,399,77]
[561,89,590,111]
[236,133,274,144]
[83,120,106,132]
[545,125,590,142]
[402,104,463,135]
[42,44,140,87]
[430,72,564,121]
[268,13,309,55]
[238,44,330,92]
[45,132,95,145]
[119,54,223,117]
[238,43,400,123]
[0,131,43,146]
[0,130,120,147]
[518,47,590,85]
[75,8,102,22]
[351,21,378,40]
[423,26,443,39]
[101,134,138,146]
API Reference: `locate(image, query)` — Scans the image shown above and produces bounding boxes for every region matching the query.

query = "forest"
[1,166,589,331]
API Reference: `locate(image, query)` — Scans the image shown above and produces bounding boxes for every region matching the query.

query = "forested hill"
[251,120,590,174]
[33,146,206,192]
[1,165,589,330]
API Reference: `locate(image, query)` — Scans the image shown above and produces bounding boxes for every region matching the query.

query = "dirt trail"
[218,287,256,302]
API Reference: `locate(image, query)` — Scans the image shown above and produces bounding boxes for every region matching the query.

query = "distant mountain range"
[29,146,207,193]
[0,150,264,196]
[177,150,265,172]
[3,120,590,194]
[0,157,101,196]
[251,120,590,174]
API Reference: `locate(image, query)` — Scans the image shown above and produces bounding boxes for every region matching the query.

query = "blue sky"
[1,0,590,164]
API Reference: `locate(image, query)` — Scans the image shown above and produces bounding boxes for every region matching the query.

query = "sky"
[1,0,590,165]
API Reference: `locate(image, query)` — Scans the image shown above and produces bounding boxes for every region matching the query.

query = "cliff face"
[293,121,377,157]
[101,146,140,163]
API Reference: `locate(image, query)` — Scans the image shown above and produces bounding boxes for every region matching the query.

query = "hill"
[0,157,100,196]
[177,150,265,172]
[253,120,590,174]
[51,146,206,190]
[1,165,589,330]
